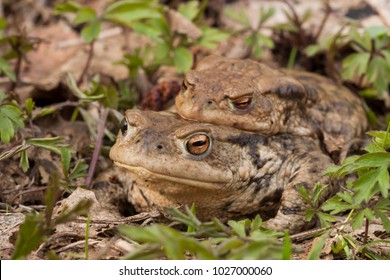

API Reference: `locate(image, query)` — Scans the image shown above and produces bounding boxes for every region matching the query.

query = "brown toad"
[175,55,368,161]
[109,109,336,233]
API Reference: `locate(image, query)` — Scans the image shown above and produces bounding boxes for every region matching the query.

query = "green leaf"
[331,235,348,254]
[366,26,388,39]
[353,168,385,204]
[317,212,336,227]
[54,1,81,15]
[296,185,311,205]
[119,225,161,243]
[224,7,250,26]
[103,87,119,109]
[351,209,365,230]
[363,208,375,221]
[132,22,163,43]
[374,210,390,232]
[178,0,199,20]
[321,195,354,214]
[25,98,35,116]
[0,102,24,143]
[282,232,292,260]
[103,1,161,27]
[312,183,328,206]
[0,115,14,143]
[227,220,246,237]
[216,238,244,255]
[366,56,390,95]
[377,165,389,198]
[307,231,329,260]
[19,149,29,172]
[364,141,386,153]
[59,146,72,179]
[342,52,370,80]
[26,137,66,154]
[375,198,390,210]
[81,21,100,43]
[349,28,371,51]
[354,152,390,168]
[259,7,276,25]
[12,212,45,259]
[69,160,88,180]
[305,209,316,222]
[0,18,6,30]
[258,33,275,49]
[305,44,321,57]
[154,42,171,60]
[74,8,97,24]
[301,9,312,23]
[165,207,201,230]
[250,215,262,231]
[173,47,193,73]
[0,57,16,81]
[198,27,230,49]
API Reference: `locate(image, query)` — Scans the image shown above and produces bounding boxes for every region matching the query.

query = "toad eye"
[230,96,253,111]
[120,118,128,136]
[185,134,211,156]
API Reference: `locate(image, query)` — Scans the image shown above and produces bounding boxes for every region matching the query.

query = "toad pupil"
[120,119,128,135]
[193,139,206,146]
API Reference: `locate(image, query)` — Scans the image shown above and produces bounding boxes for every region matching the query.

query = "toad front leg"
[263,151,335,234]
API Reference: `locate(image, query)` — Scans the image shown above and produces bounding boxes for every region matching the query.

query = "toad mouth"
[114,162,229,189]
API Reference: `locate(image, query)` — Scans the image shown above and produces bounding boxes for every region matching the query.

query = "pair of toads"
[109,55,368,233]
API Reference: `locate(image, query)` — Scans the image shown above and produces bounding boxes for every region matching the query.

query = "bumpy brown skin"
[109,109,336,233]
[175,55,368,161]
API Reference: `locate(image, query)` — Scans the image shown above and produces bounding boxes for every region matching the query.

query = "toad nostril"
[207,100,213,105]
[157,144,163,150]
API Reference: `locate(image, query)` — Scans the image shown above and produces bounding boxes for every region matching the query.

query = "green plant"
[0,17,41,90]
[341,26,390,99]
[119,0,229,74]
[224,6,275,58]
[12,177,93,259]
[118,208,291,260]
[319,124,390,259]
[0,96,25,143]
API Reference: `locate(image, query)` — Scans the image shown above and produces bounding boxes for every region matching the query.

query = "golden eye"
[231,96,253,111]
[186,134,210,156]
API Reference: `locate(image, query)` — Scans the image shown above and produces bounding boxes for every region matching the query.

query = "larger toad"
[109,109,336,233]
[175,55,368,160]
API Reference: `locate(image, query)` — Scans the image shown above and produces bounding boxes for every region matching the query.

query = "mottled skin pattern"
[175,55,368,161]
[109,109,336,233]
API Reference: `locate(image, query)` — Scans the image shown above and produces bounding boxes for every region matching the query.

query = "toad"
[109,109,336,233]
[175,55,368,161]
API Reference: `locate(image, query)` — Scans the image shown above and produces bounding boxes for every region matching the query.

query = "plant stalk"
[85,107,109,188]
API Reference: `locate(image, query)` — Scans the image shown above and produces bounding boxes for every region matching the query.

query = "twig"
[77,40,95,86]
[56,239,99,254]
[288,221,349,242]
[362,218,369,256]
[314,1,332,42]
[44,100,81,111]
[74,210,162,225]
[11,186,46,205]
[85,107,109,188]
[282,0,307,47]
